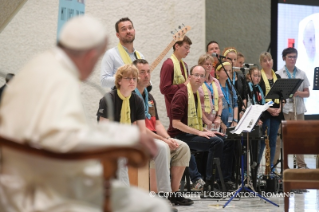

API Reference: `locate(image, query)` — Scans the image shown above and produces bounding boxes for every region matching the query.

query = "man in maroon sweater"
[168,65,225,191]
[159,36,192,118]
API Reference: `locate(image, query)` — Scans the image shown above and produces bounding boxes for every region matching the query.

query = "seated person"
[198,54,223,130]
[133,59,192,205]
[97,64,193,206]
[167,65,225,191]
[0,15,169,212]
[186,54,224,190]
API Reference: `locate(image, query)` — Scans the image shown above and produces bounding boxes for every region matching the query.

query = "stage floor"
[177,155,319,212]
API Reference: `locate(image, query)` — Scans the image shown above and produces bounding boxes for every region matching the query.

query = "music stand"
[222,103,279,208]
[265,78,303,101]
[265,78,303,175]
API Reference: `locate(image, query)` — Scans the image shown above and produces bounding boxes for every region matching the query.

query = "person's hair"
[206,41,219,52]
[115,64,139,89]
[282,47,298,60]
[115,17,133,33]
[5,73,15,83]
[246,67,260,82]
[189,65,203,75]
[197,54,214,65]
[222,47,237,57]
[214,62,232,79]
[173,36,192,51]
[215,62,234,97]
[237,52,245,59]
[259,52,272,64]
[132,59,149,66]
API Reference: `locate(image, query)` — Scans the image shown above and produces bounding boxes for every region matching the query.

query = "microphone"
[211,53,231,60]
[243,63,256,68]
[233,67,250,73]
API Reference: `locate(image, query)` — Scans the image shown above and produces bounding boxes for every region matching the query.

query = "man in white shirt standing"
[277,47,310,169]
[101,17,144,88]
[0,15,169,212]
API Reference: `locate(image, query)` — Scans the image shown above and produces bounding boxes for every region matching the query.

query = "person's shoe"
[298,166,309,169]
[168,193,194,206]
[167,200,178,212]
[191,178,205,191]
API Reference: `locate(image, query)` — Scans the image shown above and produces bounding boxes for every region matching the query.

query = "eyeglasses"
[191,74,205,79]
[123,77,137,82]
[183,45,190,51]
[287,56,297,59]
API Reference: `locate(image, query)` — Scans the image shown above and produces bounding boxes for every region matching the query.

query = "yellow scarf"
[261,69,279,104]
[201,83,211,113]
[207,80,219,111]
[187,83,203,131]
[117,89,131,124]
[117,43,141,64]
[171,54,187,85]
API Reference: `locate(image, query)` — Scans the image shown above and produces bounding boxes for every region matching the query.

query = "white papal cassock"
[0,48,169,212]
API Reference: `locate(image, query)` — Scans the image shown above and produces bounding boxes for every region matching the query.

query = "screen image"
[277,2,319,115]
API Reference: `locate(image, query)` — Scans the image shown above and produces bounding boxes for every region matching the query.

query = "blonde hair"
[222,47,237,57]
[115,64,139,89]
[198,54,214,65]
[259,52,272,64]
[215,62,232,79]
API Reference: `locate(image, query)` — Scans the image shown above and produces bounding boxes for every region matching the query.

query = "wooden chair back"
[282,120,319,212]
[282,120,319,169]
[0,135,149,212]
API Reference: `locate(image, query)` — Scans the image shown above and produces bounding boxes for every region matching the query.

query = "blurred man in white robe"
[0,15,169,212]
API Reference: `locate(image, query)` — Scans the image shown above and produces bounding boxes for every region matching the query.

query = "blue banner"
[57,0,85,39]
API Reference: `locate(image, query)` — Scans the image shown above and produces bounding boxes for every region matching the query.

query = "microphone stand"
[216,57,247,112]
[216,57,247,189]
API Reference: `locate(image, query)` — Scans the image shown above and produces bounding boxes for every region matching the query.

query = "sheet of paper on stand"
[231,101,274,134]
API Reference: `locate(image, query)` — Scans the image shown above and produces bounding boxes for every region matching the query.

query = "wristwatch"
[233,119,238,123]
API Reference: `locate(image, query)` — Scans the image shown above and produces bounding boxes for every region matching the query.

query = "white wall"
[0,0,205,128]
[206,0,271,66]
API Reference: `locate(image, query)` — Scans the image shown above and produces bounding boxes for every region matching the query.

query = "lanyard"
[134,88,151,119]
[204,82,214,106]
[285,66,297,79]
[220,82,232,114]
[248,82,265,105]
[232,72,236,85]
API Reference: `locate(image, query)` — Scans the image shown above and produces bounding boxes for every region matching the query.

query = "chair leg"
[180,167,191,192]
[185,167,191,192]
[283,182,290,212]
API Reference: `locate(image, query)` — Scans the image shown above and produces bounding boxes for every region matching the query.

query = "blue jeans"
[188,154,202,182]
[175,133,224,182]
[258,117,281,165]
